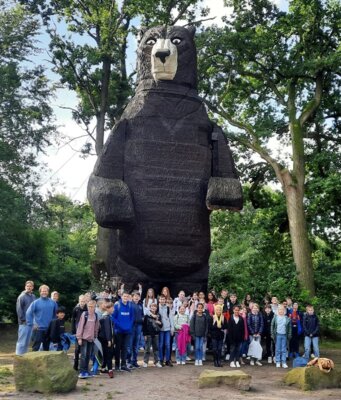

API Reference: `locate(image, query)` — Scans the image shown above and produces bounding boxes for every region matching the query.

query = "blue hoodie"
[26,297,57,330]
[112,300,134,334]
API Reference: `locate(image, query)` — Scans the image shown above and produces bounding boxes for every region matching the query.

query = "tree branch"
[299,72,324,127]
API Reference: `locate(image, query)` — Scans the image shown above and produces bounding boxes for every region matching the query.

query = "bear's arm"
[87,119,135,229]
[206,124,243,211]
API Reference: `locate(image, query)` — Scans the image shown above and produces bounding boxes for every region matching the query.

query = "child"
[206,291,217,316]
[47,306,66,351]
[112,292,134,372]
[190,303,209,366]
[173,290,186,314]
[127,291,144,368]
[76,300,99,378]
[271,304,291,368]
[303,305,320,359]
[143,288,156,315]
[228,305,244,368]
[174,305,190,364]
[98,302,114,378]
[158,294,174,366]
[247,303,264,366]
[142,303,163,368]
[288,302,302,358]
[239,306,249,363]
[71,295,87,371]
[262,304,275,363]
[209,305,227,367]
[271,296,279,315]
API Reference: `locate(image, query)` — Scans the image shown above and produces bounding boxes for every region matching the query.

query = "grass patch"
[321,340,341,350]
[0,367,13,378]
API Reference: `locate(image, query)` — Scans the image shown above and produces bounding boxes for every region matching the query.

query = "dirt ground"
[1,325,340,400]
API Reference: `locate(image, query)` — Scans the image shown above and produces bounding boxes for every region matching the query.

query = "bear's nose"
[155,49,171,64]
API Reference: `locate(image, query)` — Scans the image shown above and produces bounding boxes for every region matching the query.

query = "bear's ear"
[186,25,196,38]
[137,26,148,43]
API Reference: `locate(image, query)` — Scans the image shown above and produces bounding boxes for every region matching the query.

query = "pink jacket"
[177,324,191,356]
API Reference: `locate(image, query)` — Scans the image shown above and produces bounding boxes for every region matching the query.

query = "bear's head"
[136,25,197,89]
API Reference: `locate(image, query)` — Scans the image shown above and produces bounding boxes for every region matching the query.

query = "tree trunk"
[281,170,315,296]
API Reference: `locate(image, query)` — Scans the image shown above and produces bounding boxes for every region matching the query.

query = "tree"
[0,0,56,320]
[198,0,341,296]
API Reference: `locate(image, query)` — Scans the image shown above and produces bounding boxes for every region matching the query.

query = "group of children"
[67,287,321,378]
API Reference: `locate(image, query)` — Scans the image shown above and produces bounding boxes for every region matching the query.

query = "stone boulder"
[284,366,341,391]
[198,369,251,390]
[14,351,77,393]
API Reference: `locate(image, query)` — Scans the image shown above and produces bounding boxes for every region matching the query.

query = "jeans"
[127,324,143,364]
[144,335,159,364]
[240,339,249,357]
[275,334,287,363]
[304,336,319,358]
[80,340,94,373]
[194,336,204,361]
[16,324,33,355]
[159,331,171,362]
[115,332,131,369]
[32,329,50,351]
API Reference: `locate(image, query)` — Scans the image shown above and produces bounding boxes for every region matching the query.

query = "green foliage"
[209,187,298,302]
[208,186,341,330]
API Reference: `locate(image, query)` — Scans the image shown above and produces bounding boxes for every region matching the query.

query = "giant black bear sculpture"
[88,26,242,293]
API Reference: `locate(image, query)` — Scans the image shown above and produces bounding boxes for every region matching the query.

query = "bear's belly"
[119,116,212,277]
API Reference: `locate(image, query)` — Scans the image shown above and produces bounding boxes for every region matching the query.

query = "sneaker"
[282,363,288,369]
[100,368,108,374]
[181,361,186,365]
[225,354,230,361]
[246,356,251,360]
[230,361,236,368]
[255,361,262,366]
[276,362,281,368]
[114,366,120,372]
[268,356,272,364]
[235,361,240,368]
[273,356,276,363]
[165,361,173,367]
[242,354,247,358]
[143,362,148,368]
[198,360,203,366]
[78,372,88,379]
[176,361,181,365]
[240,359,246,365]
[120,366,132,372]
[108,370,114,378]
[132,363,141,369]
[127,363,134,369]
[250,360,255,366]
[155,362,162,368]
[186,356,191,361]
[195,360,199,366]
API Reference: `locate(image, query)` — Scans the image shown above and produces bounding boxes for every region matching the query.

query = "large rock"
[284,366,341,391]
[13,351,77,393]
[198,369,251,390]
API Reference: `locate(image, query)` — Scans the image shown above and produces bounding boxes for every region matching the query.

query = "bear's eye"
[171,37,182,45]
[146,38,156,45]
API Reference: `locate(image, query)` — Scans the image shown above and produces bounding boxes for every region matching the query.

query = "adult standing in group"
[15,281,36,355]
[26,284,57,351]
